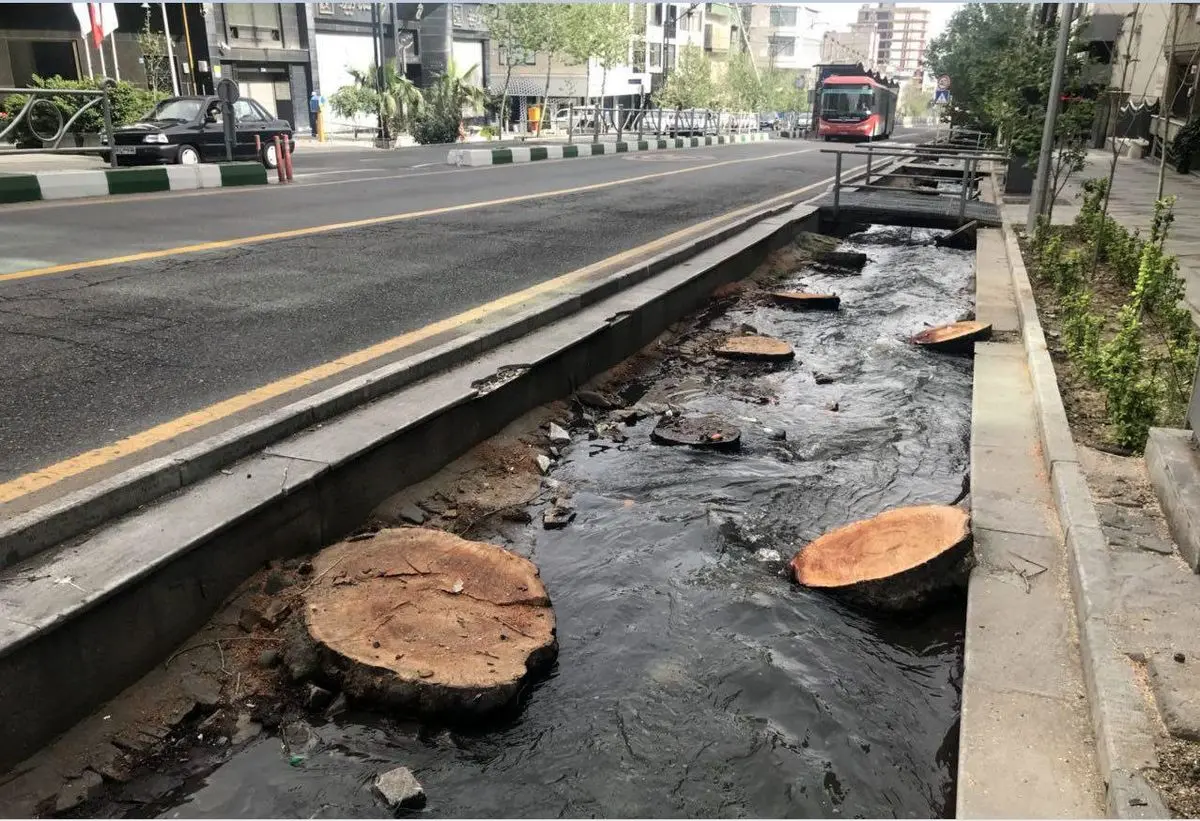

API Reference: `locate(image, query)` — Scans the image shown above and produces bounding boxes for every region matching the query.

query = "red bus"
[818,75,898,142]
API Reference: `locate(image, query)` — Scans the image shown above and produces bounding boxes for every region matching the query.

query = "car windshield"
[821,86,874,121]
[141,99,203,123]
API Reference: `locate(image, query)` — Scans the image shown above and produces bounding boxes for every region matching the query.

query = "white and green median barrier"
[0,162,272,205]
[447,132,771,167]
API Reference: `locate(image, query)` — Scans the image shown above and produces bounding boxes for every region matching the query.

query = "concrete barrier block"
[36,170,109,200]
[1051,460,1102,535]
[1146,426,1200,572]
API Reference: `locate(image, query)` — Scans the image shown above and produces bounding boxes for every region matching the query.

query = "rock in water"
[911,321,992,356]
[375,766,426,809]
[548,422,571,445]
[713,335,795,363]
[299,528,556,717]
[790,505,973,612]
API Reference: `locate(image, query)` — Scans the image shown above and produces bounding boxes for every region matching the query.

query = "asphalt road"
[0,128,933,509]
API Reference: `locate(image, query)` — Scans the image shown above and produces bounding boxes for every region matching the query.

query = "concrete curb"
[0,162,271,204]
[0,203,821,773]
[446,132,770,166]
[996,196,1169,817]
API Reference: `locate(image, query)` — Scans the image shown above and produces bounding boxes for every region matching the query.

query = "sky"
[806,2,961,40]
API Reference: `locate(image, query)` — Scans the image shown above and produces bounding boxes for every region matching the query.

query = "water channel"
[157,225,975,819]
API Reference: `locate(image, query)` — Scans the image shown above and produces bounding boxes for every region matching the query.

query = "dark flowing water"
[158,226,974,819]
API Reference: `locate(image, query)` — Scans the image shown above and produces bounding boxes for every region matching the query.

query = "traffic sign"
[934,89,951,105]
[937,74,951,91]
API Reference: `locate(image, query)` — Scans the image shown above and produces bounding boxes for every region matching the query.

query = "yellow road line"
[0,173,833,504]
[0,148,813,284]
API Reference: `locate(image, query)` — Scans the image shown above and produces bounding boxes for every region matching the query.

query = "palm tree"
[426,60,487,139]
[345,64,424,137]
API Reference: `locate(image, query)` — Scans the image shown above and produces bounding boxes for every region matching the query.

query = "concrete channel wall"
[0,203,822,774]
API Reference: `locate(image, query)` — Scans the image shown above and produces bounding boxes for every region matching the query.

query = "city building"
[820,3,930,83]
[742,4,822,74]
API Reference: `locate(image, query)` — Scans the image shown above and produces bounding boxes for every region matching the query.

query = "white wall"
[314,32,378,129]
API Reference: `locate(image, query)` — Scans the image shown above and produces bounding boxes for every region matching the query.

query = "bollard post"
[254,134,261,158]
[567,103,574,145]
[865,146,873,186]
[593,100,601,144]
[833,152,843,215]
[282,134,294,182]
[616,101,623,142]
[102,85,116,168]
[637,104,644,140]
[273,135,286,184]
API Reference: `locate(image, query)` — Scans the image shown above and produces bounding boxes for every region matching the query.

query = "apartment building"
[820,3,930,82]
[742,4,822,73]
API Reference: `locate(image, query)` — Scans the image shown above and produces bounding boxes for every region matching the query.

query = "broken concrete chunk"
[398,503,427,525]
[544,506,577,530]
[231,712,262,745]
[576,390,621,410]
[548,422,571,445]
[536,454,553,475]
[55,770,104,813]
[374,766,426,809]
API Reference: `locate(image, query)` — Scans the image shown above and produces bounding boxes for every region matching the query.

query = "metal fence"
[534,105,765,144]
[823,143,1009,223]
[0,84,116,167]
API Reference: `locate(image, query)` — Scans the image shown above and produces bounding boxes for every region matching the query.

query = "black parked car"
[102,95,293,168]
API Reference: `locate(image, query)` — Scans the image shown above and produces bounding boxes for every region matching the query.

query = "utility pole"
[1027,1,1073,233]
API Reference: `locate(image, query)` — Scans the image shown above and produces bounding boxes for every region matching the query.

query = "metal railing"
[823,145,1007,224]
[531,105,764,144]
[0,84,116,167]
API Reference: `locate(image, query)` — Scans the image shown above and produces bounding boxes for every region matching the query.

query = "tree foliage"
[329,64,423,135]
[656,45,717,110]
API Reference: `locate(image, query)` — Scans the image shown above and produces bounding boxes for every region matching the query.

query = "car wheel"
[177,145,200,165]
[262,141,278,169]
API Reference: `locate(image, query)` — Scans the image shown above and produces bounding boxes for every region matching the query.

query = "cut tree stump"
[911,320,993,356]
[651,414,741,451]
[713,335,795,362]
[769,291,841,311]
[791,505,973,612]
[813,250,867,272]
[295,528,557,717]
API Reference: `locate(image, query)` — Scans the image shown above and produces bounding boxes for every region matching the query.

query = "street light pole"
[1027,1,1073,233]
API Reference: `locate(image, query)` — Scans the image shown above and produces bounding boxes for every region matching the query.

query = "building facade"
[820,3,930,83]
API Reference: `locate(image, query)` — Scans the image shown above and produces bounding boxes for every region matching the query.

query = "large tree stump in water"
[651,414,741,451]
[911,321,992,356]
[299,528,557,717]
[790,505,973,612]
[713,335,795,362]
[769,291,841,311]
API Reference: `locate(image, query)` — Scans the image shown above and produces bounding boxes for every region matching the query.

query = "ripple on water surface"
[160,225,973,819]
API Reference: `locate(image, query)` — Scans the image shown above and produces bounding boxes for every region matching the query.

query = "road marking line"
[0,170,838,503]
[0,147,813,283]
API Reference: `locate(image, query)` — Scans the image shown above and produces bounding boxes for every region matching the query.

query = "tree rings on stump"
[911,320,992,356]
[299,528,557,717]
[769,291,841,311]
[651,414,741,451]
[714,335,795,362]
[790,505,973,612]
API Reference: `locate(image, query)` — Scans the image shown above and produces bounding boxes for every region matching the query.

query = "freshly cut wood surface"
[791,505,973,611]
[301,528,556,714]
[713,335,795,361]
[912,320,992,348]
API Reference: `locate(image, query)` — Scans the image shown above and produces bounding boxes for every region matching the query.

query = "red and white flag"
[71,3,119,48]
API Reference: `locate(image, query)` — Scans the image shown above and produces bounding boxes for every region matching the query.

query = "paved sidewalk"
[957,230,1104,818]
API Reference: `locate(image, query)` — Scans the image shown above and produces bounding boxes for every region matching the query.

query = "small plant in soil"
[1025,181,1197,452]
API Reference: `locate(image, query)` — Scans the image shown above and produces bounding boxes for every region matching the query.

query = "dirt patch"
[1150,738,1200,818]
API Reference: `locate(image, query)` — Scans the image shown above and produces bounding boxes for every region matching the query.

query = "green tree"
[900,83,932,121]
[330,64,423,137]
[483,3,545,132]
[723,49,764,112]
[412,60,487,144]
[565,4,633,109]
[656,45,717,110]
